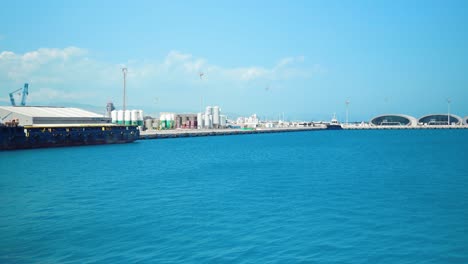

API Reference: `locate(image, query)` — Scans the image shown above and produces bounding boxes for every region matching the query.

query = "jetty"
[139,127,325,140]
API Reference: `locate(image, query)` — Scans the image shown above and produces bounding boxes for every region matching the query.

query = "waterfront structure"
[418,114,462,126]
[465,116,468,125]
[237,114,260,128]
[175,113,197,129]
[0,106,139,150]
[159,112,175,129]
[111,109,143,127]
[0,106,111,126]
[197,105,226,129]
[370,114,417,126]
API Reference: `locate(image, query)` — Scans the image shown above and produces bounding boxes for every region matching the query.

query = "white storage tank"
[165,113,172,129]
[204,113,210,128]
[137,110,144,126]
[213,106,220,125]
[197,113,203,129]
[160,113,167,129]
[208,115,213,128]
[220,115,227,127]
[124,110,132,125]
[111,110,117,124]
[131,110,138,125]
[145,119,153,130]
[205,106,212,115]
[117,110,124,125]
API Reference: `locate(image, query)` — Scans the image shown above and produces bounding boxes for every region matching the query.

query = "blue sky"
[1,0,467,121]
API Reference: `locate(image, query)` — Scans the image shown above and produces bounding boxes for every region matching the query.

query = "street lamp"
[122,67,128,114]
[345,99,350,126]
[447,98,451,126]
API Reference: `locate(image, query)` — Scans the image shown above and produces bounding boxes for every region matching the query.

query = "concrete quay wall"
[139,127,325,140]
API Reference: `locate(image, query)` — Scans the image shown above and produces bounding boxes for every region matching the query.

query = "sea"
[1,130,467,263]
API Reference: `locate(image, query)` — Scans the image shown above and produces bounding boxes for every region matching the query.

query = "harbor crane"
[9,83,29,106]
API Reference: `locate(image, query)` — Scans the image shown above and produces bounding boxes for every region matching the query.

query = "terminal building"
[370,114,417,127]
[0,106,110,126]
[418,114,462,126]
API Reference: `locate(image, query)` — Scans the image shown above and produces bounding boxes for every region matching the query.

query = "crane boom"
[9,88,22,106]
[20,83,29,106]
[8,83,29,106]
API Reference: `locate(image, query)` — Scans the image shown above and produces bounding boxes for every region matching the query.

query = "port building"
[0,106,110,126]
[370,114,417,126]
[418,114,462,126]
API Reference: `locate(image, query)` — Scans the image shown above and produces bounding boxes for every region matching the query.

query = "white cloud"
[28,87,96,101]
[0,47,322,107]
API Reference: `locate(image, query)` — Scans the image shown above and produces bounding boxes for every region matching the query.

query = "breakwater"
[139,127,325,140]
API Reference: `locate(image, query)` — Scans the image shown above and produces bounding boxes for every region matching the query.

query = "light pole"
[199,72,204,114]
[447,98,451,126]
[122,67,128,119]
[345,99,350,126]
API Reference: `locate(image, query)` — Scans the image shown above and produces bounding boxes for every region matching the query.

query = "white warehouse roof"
[0,106,103,118]
[0,106,110,126]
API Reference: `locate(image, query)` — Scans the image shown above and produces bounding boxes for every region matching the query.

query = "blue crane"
[9,83,29,106]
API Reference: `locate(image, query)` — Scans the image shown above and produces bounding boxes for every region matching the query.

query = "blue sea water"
[1,130,467,263]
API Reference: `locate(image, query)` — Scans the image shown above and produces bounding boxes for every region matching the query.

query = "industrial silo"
[160,113,166,129]
[137,110,144,126]
[166,113,172,129]
[170,113,175,129]
[145,118,153,130]
[117,110,124,125]
[204,113,211,128]
[124,110,132,125]
[213,106,220,127]
[205,106,212,115]
[220,115,227,128]
[131,110,138,125]
[197,113,203,129]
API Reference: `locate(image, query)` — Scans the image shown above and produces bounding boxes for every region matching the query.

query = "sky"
[0,0,467,121]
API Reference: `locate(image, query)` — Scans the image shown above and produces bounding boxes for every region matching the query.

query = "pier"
[139,125,468,140]
[139,127,325,140]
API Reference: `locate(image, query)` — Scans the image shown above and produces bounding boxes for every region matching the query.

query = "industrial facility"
[142,105,228,130]
[110,109,144,126]
[198,106,227,129]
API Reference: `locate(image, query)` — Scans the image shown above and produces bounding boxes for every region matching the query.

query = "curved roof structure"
[370,114,417,126]
[464,116,468,125]
[418,114,462,125]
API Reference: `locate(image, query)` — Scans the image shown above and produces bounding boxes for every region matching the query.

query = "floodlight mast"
[199,72,204,113]
[447,98,451,126]
[122,67,128,122]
